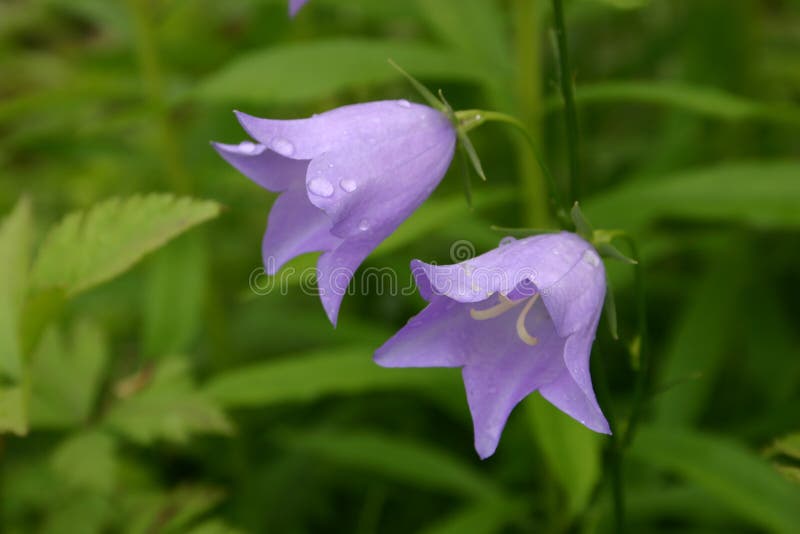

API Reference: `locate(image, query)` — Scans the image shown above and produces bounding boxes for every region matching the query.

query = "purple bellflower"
[214,100,456,324]
[374,232,611,459]
[289,0,309,16]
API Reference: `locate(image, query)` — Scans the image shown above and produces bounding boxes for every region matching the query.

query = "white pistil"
[515,294,540,346]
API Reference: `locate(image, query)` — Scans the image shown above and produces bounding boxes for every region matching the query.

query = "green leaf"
[195,39,485,105]
[767,433,800,461]
[142,234,207,358]
[51,430,117,494]
[0,198,33,435]
[585,162,800,231]
[419,499,525,534]
[0,197,32,381]
[104,358,232,445]
[0,386,27,436]
[652,247,748,425]
[586,0,651,8]
[29,320,108,429]
[632,425,800,533]
[205,345,457,409]
[414,0,509,77]
[126,486,226,534]
[279,429,503,500]
[546,81,800,125]
[524,395,602,518]
[30,194,221,296]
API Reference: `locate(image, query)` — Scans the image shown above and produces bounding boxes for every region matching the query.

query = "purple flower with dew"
[289,0,309,16]
[213,100,456,325]
[375,232,610,459]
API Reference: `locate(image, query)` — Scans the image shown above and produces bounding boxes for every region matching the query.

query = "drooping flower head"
[214,101,456,324]
[289,0,309,16]
[375,232,610,459]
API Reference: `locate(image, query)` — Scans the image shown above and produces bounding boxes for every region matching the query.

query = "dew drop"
[238,141,257,153]
[397,99,411,108]
[552,248,561,256]
[582,249,600,267]
[358,219,371,231]
[271,137,295,156]
[340,179,358,192]
[499,236,516,247]
[308,178,334,197]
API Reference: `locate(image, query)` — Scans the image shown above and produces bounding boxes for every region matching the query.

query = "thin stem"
[457,110,568,224]
[550,0,581,203]
[512,0,550,227]
[618,236,651,448]
[127,0,191,194]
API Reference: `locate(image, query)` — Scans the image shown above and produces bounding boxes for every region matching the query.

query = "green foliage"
[0,198,32,434]
[525,395,601,518]
[586,162,800,231]
[280,429,503,500]
[2,0,800,532]
[633,425,800,533]
[30,195,221,296]
[105,358,232,445]
[206,345,457,408]
[29,321,108,429]
[196,39,484,105]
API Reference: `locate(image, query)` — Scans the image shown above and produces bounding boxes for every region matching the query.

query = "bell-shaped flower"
[213,100,456,324]
[289,0,309,16]
[374,232,610,459]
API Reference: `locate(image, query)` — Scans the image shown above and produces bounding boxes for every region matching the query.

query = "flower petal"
[304,120,454,240]
[289,0,309,16]
[262,185,342,274]
[374,297,470,368]
[539,306,609,434]
[235,101,449,162]
[461,295,566,458]
[212,142,308,192]
[315,238,376,326]
[411,232,605,336]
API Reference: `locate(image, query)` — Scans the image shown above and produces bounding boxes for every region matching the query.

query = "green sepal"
[596,242,638,265]
[604,274,619,340]
[570,202,594,239]
[387,59,444,112]
[457,145,474,209]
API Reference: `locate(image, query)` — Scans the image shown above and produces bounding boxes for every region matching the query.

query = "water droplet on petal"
[499,236,516,247]
[358,219,370,231]
[308,178,334,197]
[271,137,295,156]
[582,249,601,267]
[552,248,561,256]
[397,99,411,108]
[340,179,357,192]
[238,141,257,153]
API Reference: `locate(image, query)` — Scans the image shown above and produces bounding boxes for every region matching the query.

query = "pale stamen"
[469,292,542,346]
[515,294,540,346]
[469,294,521,320]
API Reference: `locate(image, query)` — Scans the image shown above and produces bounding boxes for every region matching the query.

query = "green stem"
[457,110,567,223]
[513,0,550,227]
[618,236,650,448]
[550,0,581,203]
[127,0,191,194]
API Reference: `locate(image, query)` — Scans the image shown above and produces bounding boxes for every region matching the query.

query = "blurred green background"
[2,0,800,532]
